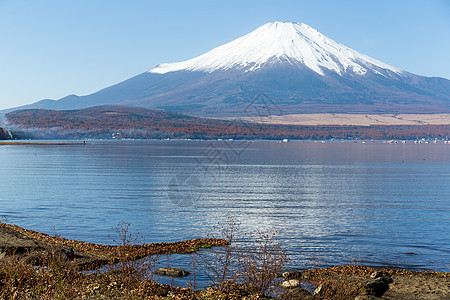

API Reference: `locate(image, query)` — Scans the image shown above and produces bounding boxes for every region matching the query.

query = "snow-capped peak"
[149,21,404,76]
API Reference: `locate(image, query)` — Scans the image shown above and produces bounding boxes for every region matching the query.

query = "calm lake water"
[0,140,449,276]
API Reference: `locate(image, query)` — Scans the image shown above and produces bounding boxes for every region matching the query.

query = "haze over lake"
[0,140,449,272]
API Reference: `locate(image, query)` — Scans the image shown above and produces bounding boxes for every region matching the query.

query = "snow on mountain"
[150,21,404,76]
[4,21,450,116]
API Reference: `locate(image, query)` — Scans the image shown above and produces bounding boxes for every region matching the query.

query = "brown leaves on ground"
[0,222,245,299]
[0,222,228,270]
[2,222,448,299]
[0,256,264,299]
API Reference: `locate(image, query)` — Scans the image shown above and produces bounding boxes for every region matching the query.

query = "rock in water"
[153,267,189,277]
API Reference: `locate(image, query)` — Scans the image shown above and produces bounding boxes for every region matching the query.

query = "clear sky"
[1,0,449,110]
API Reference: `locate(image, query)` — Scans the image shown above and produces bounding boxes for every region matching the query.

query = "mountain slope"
[150,22,403,76]
[8,22,450,116]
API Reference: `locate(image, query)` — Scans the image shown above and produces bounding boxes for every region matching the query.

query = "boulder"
[364,277,392,297]
[153,267,189,277]
[280,279,301,288]
[56,246,75,262]
[282,270,302,280]
[354,271,393,297]
[0,226,43,255]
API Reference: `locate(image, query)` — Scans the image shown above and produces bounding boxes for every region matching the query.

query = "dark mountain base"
[0,128,12,140]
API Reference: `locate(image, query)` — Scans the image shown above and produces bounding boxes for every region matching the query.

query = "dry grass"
[198,216,288,296]
[0,255,181,299]
[0,253,266,299]
[3,221,447,299]
[237,113,450,126]
[0,221,264,299]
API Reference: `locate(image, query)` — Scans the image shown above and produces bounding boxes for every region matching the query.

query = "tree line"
[5,106,450,140]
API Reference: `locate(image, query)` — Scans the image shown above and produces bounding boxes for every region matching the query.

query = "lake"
[0,140,449,276]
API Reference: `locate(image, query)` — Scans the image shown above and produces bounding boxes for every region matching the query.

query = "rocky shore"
[0,222,227,270]
[279,266,449,299]
[0,222,448,299]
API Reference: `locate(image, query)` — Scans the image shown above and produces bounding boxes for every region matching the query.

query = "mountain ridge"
[150,22,404,77]
[5,21,450,116]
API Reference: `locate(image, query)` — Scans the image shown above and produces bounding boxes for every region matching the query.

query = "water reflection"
[0,140,448,272]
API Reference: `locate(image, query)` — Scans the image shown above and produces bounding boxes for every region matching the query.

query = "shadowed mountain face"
[9,22,450,117]
[0,127,12,140]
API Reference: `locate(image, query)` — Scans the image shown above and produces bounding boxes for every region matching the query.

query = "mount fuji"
[10,22,450,117]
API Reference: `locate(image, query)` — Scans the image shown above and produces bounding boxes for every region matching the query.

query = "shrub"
[199,216,288,296]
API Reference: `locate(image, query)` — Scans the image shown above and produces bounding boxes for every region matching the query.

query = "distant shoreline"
[0,141,86,145]
[3,106,450,140]
[1,139,449,143]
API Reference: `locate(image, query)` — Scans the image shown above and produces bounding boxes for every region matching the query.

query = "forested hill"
[0,127,11,140]
[5,106,450,140]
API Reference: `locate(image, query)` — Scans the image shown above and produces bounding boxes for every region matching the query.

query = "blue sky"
[1,0,449,110]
